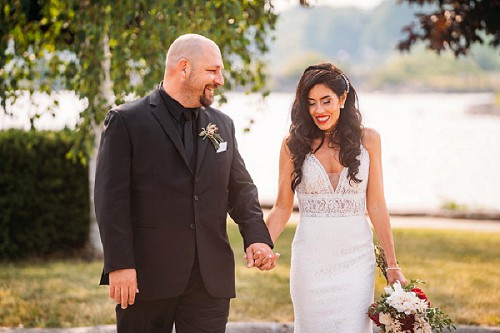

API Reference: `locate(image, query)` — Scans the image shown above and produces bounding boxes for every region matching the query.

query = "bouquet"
[368,244,455,333]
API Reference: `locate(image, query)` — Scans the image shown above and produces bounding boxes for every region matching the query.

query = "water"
[2,91,498,211]
[219,92,500,212]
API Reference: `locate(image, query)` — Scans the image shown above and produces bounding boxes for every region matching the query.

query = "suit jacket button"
[190,224,196,229]
[194,195,199,201]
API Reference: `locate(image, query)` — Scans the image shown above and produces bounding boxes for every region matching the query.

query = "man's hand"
[109,268,139,309]
[245,243,280,271]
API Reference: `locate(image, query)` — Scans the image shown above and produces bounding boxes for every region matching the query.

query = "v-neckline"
[310,153,347,193]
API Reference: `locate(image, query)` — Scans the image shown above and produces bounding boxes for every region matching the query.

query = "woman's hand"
[387,269,407,286]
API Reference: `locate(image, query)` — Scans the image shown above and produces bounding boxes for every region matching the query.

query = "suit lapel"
[195,107,210,177]
[149,88,193,172]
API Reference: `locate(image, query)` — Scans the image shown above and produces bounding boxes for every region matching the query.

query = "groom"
[94,34,277,332]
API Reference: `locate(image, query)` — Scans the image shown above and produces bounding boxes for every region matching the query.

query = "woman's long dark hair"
[288,62,363,191]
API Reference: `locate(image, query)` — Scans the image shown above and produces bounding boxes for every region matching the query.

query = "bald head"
[162,33,224,108]
[166,34,219,69]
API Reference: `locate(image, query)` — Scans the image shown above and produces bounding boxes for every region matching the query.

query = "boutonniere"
[198,122,224,150]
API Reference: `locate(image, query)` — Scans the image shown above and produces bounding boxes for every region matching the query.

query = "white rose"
[379,313,392,326]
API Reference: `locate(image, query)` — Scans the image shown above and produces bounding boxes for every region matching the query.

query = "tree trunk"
[84,33,114,259]
[84,125,103,259]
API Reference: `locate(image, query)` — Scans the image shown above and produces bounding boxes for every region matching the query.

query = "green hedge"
[0,129,89,259]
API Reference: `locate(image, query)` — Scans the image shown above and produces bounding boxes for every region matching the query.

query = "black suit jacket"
[94,87,273,300]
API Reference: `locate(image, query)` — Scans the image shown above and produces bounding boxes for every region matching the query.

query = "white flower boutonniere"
[198,122,224,150]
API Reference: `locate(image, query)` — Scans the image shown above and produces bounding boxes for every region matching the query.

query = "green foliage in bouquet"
[369,243,455,333]
[375,243,389,281]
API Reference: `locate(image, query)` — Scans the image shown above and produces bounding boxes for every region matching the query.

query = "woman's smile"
[315,114,331,124]
[308,83,344,131]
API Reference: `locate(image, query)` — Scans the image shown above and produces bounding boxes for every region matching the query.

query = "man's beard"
[184,75,214,108]
[199,86,214,107]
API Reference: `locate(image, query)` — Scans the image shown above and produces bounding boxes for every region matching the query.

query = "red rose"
[368,303,382,327]
[400,314,415,333]
[412,288,431,307]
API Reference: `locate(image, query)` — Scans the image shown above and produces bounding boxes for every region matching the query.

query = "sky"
[273,0,385,12]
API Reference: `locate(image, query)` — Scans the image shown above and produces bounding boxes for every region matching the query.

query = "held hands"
[245,243,280,271]
[109,268,139,309]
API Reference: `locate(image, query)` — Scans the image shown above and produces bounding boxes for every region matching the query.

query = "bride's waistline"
[297,192,365,199]
[298,213,367,220]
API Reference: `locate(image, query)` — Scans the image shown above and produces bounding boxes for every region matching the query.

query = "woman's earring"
[340,104,344,109]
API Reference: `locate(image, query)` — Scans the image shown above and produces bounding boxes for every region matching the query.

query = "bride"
[265,63,407,332]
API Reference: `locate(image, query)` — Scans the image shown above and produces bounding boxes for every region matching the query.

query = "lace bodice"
[296,146,370,218]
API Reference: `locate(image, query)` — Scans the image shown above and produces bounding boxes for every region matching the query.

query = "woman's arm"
[364,128,407,285]
[266,138,296,242]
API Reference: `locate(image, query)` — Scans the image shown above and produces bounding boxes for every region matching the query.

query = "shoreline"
[260,203,500,221]
[386,209,500,221]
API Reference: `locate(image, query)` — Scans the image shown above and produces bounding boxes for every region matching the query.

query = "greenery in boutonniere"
[199,123,224,150]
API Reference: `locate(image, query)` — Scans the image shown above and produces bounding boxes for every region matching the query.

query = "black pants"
[116,256,230,333]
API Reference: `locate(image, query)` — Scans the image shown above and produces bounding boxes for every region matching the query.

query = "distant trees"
[300,0,499,57]
[368,48,496,92]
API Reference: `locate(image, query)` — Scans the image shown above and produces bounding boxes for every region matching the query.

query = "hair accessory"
[340,73,350,94]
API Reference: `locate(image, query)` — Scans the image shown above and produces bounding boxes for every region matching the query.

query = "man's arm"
[94,110,137,308]
[226,120,278,270]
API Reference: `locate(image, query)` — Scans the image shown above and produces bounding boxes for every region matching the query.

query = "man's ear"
[178,59,190,79]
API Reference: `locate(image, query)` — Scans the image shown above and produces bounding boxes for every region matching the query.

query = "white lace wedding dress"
[291,146,375,332]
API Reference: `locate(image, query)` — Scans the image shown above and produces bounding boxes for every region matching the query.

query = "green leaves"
[374,242,389,282]
[1,0,277,158]
[0,129,90,259]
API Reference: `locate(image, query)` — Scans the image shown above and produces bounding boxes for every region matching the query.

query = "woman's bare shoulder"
[281,134,292,155]
[362,127,381,152]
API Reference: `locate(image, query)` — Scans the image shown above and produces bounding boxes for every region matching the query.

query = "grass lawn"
[1,222,499,328]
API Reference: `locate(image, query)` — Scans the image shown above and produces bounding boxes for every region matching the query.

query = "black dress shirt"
[158,84,199,170]
[158,84,199,145]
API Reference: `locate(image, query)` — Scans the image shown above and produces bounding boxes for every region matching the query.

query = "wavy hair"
[287,63,363,191]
